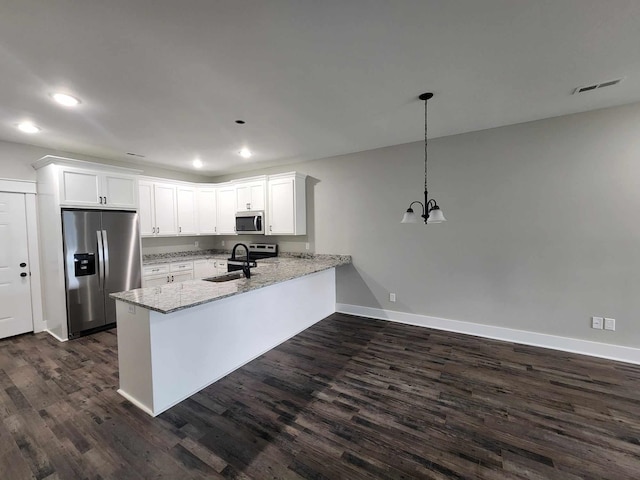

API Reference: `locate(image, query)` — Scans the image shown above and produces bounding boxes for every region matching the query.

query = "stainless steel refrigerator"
[62,209,141,338]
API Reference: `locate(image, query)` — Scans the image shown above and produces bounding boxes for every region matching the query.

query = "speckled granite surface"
[142,250,229,265]
[111,255,351,314]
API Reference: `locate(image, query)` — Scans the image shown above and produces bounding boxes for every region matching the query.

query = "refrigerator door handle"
[102,230,110,286]
[96,230,104,291]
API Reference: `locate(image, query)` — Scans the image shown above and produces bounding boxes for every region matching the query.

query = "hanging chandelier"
[401,92,446,224]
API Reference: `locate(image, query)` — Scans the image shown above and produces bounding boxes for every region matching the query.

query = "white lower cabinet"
[194,258,228,278]
[142,262,193,287]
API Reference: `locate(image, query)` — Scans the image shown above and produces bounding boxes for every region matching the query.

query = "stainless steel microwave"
[235,211,264,234]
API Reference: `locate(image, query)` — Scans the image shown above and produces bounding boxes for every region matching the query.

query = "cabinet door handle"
[179,226,182,233]
[99,196,103,204]
[157,227,160,234]
[214,226,216,233]
[171,275,174,282]
[167,276,170,283]
[20,272,28,277]
[20,262,27,268]
[246,203,251,209]
[104,196,107,204]
[269,225,273,232]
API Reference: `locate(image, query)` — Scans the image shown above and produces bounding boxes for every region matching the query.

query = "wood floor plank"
[1,313,640,478]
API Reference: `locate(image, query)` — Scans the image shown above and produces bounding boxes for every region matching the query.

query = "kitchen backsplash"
[142,235,313,257]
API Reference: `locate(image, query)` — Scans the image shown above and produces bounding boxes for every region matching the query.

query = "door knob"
[20,262,27,268]
[20,272,28,277]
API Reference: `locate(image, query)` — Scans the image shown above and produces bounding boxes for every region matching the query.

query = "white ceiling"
[1,0,639,174]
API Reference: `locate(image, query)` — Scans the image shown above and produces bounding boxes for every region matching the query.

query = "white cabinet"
[196,186,217,234]
[235,177,266,212]
[267,173,307,235]
[59,166,137,209]
[138,180,178,236]
[216,184,237,234]
[142,262,193,286]
[176,186,197,235]
[194,258,218,278]
[154,183,178,235]
[194,258,229,279]
[216,260,227,274]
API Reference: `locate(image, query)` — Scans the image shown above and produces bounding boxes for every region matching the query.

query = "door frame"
[0,178,45,333]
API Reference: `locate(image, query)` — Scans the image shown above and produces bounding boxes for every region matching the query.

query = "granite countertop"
[142,250,229,265]
[111,254,351,314]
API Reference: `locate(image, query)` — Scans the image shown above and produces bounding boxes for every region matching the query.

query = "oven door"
[235,212,264,234]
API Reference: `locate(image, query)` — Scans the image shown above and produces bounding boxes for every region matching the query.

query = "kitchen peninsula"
[111,254,350,416]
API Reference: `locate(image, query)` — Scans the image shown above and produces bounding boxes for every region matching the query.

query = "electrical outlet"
[604,318,616,331]
[305,243,310,250]
[194,240,199,247]
[389,293,396,302]
[128,304,136,315]
[592,316,603,329]
[221,240,225,247]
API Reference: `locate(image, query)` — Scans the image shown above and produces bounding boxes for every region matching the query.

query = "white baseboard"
[45,329,68,342]
[117,389,155,417]
[336,303,640,366]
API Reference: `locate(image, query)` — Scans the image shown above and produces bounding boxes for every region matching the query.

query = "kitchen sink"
[203,272,245,283]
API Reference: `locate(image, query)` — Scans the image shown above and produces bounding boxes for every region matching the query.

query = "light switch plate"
[604,318,616,331]
[592,316,603,329]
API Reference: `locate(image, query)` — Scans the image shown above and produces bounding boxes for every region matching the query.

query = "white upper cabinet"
[138,181,155,236]
[267,173,307,235]
[136,172,306,238]
[154,183,178,235]
[138,180,178,237]
[176,186,197,235]
[216,184,237,234]
[234,177,266,212]
[197,186,217,234]
[59,166,137,209]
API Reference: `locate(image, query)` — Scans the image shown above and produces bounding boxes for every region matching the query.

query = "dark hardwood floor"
[1,313,640,479]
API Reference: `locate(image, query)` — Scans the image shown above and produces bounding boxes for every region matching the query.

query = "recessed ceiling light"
[51,92,81,107]
[17,122,41,134]
[192,158,203,169]
[239,147,252,159]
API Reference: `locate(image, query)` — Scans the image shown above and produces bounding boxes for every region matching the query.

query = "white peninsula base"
[115,268,336,416]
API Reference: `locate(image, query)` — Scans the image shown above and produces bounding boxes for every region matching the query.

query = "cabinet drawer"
[143,264,170,276]
[170,261,194,272]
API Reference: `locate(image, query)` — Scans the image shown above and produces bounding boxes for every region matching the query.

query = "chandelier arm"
[408,200,425,215]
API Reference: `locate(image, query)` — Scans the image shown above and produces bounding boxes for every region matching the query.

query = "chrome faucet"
[231,243,251,278]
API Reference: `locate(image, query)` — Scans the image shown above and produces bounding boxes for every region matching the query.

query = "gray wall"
[214,102,640,348]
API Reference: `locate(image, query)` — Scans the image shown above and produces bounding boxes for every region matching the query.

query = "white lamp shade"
[401,210,419,224]
[427,208,446,223]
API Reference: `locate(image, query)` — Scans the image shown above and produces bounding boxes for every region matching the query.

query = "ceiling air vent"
[573,78,624,94]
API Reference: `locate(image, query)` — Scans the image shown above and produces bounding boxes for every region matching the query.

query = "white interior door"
[0,192,33,339]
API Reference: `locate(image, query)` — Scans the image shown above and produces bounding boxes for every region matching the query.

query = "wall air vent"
[573,78,624,94]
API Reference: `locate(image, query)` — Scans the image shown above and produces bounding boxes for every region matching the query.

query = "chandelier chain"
[424,96,428,193]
